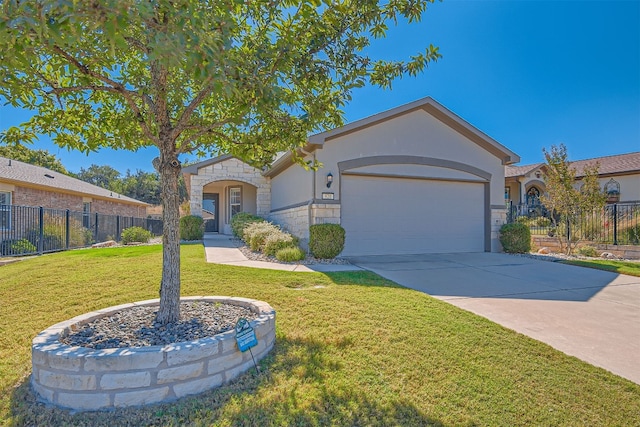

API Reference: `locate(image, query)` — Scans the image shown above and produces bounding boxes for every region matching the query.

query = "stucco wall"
[597,174,640,202]
[312,109,505,206]
[269,162,313,210]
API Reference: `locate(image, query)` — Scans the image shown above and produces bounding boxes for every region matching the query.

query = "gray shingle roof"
[505,152,640,178]
[505,163,544,178]
[569,152,640,177]
[0,156,148,205]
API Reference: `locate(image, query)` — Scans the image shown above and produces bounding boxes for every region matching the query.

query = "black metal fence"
[507,201,640,246]
[0,205,163,257]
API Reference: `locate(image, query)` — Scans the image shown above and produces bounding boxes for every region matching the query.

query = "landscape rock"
[600,252,618,259]
[537,247,550,254]
[92,240,118,248]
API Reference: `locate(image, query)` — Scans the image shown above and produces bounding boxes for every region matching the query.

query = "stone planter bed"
[31,296,276,412]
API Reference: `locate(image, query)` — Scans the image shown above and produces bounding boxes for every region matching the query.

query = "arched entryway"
[526,186,541,206]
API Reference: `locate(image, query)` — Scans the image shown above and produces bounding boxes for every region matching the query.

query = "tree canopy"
[0,144,68,174]
[0,0,440,323]
[542,144,606,254]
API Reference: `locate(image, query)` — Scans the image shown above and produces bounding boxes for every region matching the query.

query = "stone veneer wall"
[531,236,640,259]
[491,207,508,252]
[31,297,276,412]
[269,202,342,247]
[189,158,271,218]
[269,204,310,242]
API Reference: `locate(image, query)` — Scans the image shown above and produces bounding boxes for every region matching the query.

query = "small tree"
[542,144,606,255]
[0,1,440,324]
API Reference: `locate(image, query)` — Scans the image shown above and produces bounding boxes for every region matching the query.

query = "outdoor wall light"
[326,172,333,188]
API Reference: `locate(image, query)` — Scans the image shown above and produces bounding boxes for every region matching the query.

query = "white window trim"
[228,186,242,222]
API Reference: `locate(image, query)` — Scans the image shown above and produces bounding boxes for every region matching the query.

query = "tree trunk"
[155,153,182,324]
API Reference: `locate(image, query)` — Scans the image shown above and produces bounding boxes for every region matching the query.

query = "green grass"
[561,258,640,277]
[1,245,639,426]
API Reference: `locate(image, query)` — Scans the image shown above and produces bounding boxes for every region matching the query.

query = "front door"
[202,193,219,232]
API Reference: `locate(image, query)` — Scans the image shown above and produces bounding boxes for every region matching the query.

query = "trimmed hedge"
[499,222,531,253]
[121,226,152,244]
[309,224,345,259]
[231,212,265,239]
[180,215,204,240]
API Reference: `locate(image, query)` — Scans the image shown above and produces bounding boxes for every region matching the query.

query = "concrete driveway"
[348,252,640,384]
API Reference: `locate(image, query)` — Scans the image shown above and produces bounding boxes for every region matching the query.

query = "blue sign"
[235,318,258,352]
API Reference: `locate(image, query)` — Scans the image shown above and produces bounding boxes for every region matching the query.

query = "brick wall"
[12,185,145,217]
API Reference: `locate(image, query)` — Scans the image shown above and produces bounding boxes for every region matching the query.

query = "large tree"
[0,144,68,174]
[542,144,606,255]
[0,0,440,323]
[75,164,122,189]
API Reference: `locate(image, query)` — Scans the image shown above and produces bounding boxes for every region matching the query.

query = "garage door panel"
[341,176,485,256]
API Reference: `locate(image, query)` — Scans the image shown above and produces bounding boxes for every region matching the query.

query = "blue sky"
[1,0,638,173]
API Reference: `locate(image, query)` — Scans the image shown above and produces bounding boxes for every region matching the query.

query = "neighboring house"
[505,152,640,208]
[0,156,149,231]
[183,97,520,256]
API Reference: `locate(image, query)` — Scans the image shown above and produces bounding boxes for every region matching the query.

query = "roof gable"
[266,97,520,177]
[0,157,148,205]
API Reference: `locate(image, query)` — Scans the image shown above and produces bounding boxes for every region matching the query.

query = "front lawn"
[1,244,639,425]
[561,258,640,277]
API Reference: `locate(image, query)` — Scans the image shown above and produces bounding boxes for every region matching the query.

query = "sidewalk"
[202,233,360,272]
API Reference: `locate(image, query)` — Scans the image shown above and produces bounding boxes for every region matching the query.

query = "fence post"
[65,210,70,249]
[613,203,618,246]
[94,212,99,243]
[38,207,44,255]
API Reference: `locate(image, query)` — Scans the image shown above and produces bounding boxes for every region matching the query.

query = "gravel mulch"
[60,301,258,349]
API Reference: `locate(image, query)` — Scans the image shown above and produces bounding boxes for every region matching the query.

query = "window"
[504,187,511,201]
[83,202,91,228]
[229,187,242,219]
[0,191,11,230]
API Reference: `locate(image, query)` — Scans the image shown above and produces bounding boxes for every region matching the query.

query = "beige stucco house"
[505,152,640,208]
[183,97,520,256]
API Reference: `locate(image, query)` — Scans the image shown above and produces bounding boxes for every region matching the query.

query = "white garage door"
[341,175,485,256]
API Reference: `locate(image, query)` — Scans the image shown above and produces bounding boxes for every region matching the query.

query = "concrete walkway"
[202,233,361,272]
[348,252,640,385]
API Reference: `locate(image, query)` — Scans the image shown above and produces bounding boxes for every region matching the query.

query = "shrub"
[499,222,531,253]
[276,246,306,262]
[309,224,345,259]
[26,214,92,250]
[621,223,640,245]
[231,212,265,240]
[121,226,152,244]
[577,245,598,257]
[180,215,204,240]
[536,217,551,227]
[263,231,299,256]
[243,221,281,252]
[0,239,37,256]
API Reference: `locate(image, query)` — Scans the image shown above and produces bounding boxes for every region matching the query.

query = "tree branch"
[51,45,159,145]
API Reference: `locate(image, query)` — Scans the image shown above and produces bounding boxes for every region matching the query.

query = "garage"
[341,174,486,256]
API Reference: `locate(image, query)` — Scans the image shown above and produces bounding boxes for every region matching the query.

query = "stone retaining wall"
[31,296,276,411]
[532,236,640,259]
